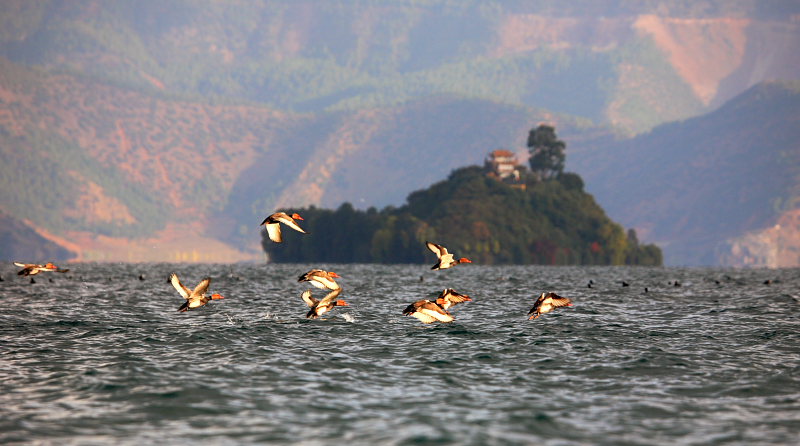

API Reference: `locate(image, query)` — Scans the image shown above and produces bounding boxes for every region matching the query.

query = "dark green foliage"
[557,172,584,191]
[624,228,663,266]
[262,203,429,264]
[527,124,566,181]
[263,166,662,265]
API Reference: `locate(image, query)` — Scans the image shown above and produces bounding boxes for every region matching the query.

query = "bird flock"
[258,211,572,323]
[10,210,574,323]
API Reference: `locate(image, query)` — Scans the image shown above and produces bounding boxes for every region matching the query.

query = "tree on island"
[262,123,662,266]
[527,124,565,181]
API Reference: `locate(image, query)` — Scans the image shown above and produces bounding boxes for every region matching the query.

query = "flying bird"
[527,292,572,320]
[435,288,472,310]
[425,241,472,270]
[170,273,225,312]
[298,269,341,290]
[402,299,454,324]
[14,262,69,276]
[300,288,349,319]
[261,212,307,243]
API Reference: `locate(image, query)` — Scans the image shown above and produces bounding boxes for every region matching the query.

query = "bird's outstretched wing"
[425,241,447,258]
[316,288,343,308]
[265,223,283,243]
[300,290,317,308]
[192,278,211,298]
[170,273,192,300]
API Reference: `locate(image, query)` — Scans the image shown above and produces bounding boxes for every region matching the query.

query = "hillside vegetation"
[4,1,796,134]
[0,1,797,264]
[263,166,661,266]
[1,58,591,254]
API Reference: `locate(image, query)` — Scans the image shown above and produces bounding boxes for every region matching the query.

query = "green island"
[263,125,662,266]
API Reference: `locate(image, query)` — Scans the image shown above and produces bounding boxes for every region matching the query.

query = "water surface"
[2,263,799,444]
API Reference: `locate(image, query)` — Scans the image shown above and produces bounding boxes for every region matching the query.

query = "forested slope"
[263,166,661,266]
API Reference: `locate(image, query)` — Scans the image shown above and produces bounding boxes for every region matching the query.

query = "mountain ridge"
[3,2,798,133]
[0,58,590,260]
[0,2,798,265]
[571,80,800,266]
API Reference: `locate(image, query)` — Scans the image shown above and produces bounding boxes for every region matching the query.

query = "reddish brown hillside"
[633,15,750,104]
[0,59,306,261]
[493,14,633,56]
[492,13,800,112]
[2,60,579,261]
[0,65,297,212]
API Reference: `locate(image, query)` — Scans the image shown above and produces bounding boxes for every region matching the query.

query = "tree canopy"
[527,124,566,181]
[262,166,662,266]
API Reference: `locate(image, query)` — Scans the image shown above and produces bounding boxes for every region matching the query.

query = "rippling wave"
[2,263,799,444]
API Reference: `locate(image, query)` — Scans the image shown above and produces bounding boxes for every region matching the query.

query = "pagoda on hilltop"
[484,149,526,190]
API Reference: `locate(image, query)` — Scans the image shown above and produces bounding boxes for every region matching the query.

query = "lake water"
[2,263,799,445]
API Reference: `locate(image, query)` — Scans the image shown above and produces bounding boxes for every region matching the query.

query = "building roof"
[489,149,515,158]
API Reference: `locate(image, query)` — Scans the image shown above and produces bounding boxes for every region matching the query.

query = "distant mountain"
[571,81,800,266]
[0,1,798,265]
[0,210,74,262]
[1,1,798,134]
[0,58,582,260]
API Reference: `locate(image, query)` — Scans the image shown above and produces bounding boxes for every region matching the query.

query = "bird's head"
[211,293,225,300]
[335,299,349,307]
[458,258,472,264]
[291,213,304,220]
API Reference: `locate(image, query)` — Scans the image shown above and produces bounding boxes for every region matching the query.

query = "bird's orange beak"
[292,213,304,220]
[460,258,472,263]
[336,300,349,306]
[330,272,341,278]
[211,293,225,300]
